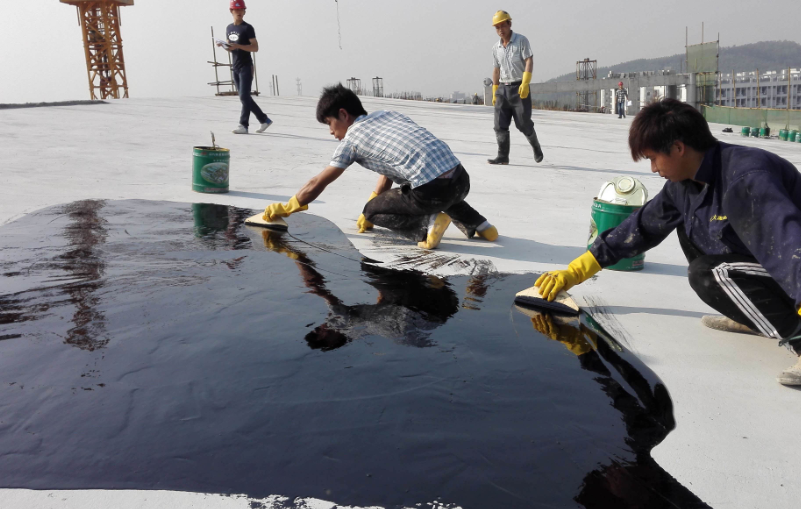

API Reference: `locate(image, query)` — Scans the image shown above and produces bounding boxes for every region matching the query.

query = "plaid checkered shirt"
[329,111,461,188]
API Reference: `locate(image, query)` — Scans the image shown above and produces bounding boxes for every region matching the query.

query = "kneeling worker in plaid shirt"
[262,84,498,249]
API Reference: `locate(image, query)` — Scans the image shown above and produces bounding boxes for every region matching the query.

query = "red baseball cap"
[230,0,246,9]
[618,81,624,86]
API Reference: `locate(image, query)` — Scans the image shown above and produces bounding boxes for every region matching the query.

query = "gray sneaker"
[777,357,801,386]
[700,315,761,336]
[256,119,273,133]
[232,125,248,134]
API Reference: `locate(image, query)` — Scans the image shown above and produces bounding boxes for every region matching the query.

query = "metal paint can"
[789,130,798,142]
[750,127,760,138]
[587,177,649,272]
[779,129,789,141]
[759,127,770,138]
[796,132,801,143]
[193,146,230,193]
[741,127,751,137]
[587,200,645,272]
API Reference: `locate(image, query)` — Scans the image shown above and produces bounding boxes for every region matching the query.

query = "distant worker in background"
[217,0,272,135]
[472,93,479,105]
[260,84,499,250]
[616,82,629,119]
[488,10,543,165]
[533,99,801,386]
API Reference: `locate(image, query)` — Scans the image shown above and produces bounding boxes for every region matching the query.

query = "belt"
[500,81,522,86]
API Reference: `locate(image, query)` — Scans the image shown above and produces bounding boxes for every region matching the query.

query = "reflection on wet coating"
[0,200,709,509]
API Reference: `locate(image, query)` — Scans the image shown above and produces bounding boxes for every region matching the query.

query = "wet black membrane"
[0,200,710,509]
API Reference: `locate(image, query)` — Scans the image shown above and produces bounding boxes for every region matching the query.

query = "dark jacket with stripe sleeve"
[589,142,801,308]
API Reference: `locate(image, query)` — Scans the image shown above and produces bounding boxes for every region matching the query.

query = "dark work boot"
[488,131,510,165]
[526,130,544,163]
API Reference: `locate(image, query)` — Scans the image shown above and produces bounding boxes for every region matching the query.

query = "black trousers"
[363,165,487,242]
[679,229,801,347]
[494,82,535,136]
[232,66,268,128]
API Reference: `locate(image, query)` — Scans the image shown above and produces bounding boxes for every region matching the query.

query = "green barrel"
[759,127,770,138]
[193,146,230,193]
[587,199,645,271]
[779,129,789,141]
[740,127,751,137]
[797,132,801,143]
[750,127,760,138]
[789,130,798,142]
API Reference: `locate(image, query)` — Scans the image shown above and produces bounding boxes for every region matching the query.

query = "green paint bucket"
[789,130,798,142]
[750,127,760,138]
[587,199,645,272]
[779,129,789,141]
[193,146,230,193]
[740,127,751,137]
[797,132,801,143]
[759,127,770,138]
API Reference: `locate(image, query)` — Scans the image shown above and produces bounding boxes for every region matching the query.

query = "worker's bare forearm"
[296,166,346,205]
[373,176,393,196]
[524,57,533,73]
[492,67,500,86]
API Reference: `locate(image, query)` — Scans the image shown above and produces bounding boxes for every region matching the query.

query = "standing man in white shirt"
[488,10,543,165]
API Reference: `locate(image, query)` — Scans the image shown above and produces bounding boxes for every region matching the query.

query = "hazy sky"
[1,0,800,103]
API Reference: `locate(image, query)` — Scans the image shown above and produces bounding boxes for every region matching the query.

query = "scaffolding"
[207,26,260,97]
[686,37,719,107]
[372,77,384,98]
[576,58,598,112]
[346,77,362,95]
[60,0,133,100]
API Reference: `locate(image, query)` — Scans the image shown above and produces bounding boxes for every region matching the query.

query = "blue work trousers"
[233,66,268,129]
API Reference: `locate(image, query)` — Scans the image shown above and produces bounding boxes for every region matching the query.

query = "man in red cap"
[217,0,272,134]
[615,82,629,119]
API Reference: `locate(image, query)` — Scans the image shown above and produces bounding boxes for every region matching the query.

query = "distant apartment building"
[715,68,801,109]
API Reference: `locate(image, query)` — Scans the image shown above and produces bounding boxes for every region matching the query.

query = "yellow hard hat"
[492,10,511,26]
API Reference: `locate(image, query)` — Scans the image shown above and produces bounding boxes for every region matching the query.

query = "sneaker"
[232,125,248,134]
[256,119,273,133]
[476,223,498,241]
[700,315,761,336]
[417,213,451,250]
[777,357,801,386]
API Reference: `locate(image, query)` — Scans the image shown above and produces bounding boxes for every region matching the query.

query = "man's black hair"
[629,98,717,160]
[316,83,368,124]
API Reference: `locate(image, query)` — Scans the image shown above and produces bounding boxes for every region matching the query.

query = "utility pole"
[296,78,302,96]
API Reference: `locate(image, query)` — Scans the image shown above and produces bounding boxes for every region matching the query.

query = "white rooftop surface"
[2,95,800,509]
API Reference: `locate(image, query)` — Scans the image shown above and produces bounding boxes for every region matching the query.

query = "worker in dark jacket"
[533,98,801,386]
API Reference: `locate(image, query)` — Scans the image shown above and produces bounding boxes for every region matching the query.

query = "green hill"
[549,40,801,82]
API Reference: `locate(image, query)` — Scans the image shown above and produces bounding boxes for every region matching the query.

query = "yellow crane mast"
[60,0,133,100]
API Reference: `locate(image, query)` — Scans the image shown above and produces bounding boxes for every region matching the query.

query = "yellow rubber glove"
[263,195,308,221]
[492,85,499,106]
[798,306,801,317]
[356,192,378,233]
[518,71,532,99]
[535,251,602,302]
